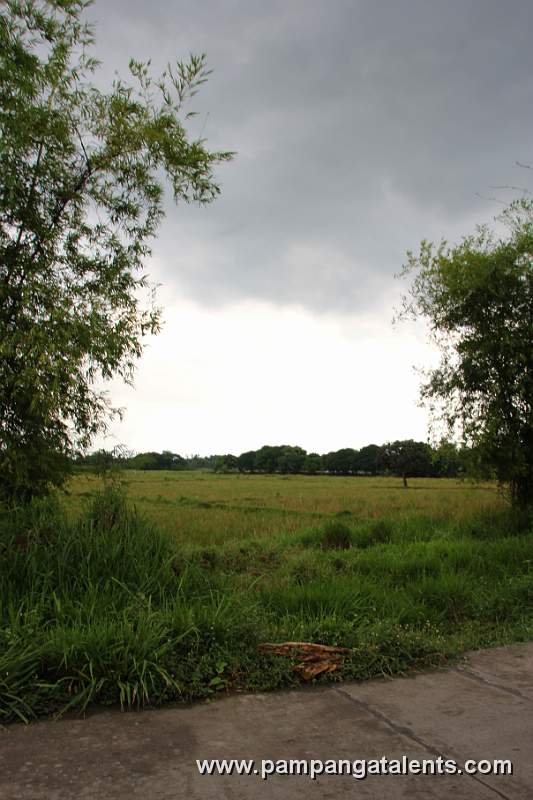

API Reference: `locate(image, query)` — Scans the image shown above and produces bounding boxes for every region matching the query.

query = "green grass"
[1,472,532,723]
[67,470,504,545]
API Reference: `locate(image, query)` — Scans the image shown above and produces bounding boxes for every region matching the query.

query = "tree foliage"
[0,0,232,504]
[76,440,466,480]
[381,440,433,488]
[400,200,533,507]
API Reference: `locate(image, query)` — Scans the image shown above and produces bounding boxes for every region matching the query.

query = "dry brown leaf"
[258,642,351,681]
[293,660,341,680]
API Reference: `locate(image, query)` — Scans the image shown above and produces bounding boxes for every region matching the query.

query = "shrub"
[321,521,353,550]
[352,519,394,548]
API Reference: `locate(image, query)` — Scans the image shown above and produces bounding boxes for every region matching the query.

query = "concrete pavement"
[1,643,532,799]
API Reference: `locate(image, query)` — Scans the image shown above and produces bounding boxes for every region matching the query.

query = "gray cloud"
[89,0,533,313]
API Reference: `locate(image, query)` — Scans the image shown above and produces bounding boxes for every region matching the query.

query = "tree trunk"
[511,473,533,510]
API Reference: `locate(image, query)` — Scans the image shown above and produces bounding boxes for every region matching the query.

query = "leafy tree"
[158,450,186,471]
[353,444,383,475]
[81,447,116,473]
[302,452,322,474]
[127,452,161,471]
[170,453,187,471]
[431,439,463,478]
[214,454,238,473]
[184,453,217,470]
[125,451,185,470]
[254,445,281,473]
[382,440,433,487]
[324,448,358,475]
[0,0,232,504]
[400,200,533,507]
[237,450,256,473]
[277,445,307,474]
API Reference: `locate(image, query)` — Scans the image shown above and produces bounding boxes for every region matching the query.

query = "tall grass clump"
[0,486,264,722]
[321,520,353,549]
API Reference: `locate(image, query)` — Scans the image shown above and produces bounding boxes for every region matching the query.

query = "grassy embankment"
[1,470,532,722]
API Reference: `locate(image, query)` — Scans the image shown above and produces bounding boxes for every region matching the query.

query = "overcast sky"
[91,0,533,456]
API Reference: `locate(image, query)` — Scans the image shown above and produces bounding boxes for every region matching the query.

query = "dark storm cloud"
[88,0,533,312]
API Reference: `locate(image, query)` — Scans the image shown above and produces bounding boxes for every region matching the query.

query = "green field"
[2,470,533,722]
[69,470,505,544]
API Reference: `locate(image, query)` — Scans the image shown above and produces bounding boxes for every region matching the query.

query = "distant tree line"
[213,441,466,484]
[75,449,218,473]
[75,440,469,483]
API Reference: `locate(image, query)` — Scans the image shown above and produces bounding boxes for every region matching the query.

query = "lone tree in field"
[400,199,533,508]
[0,0,232,504]
[382,440,433,488]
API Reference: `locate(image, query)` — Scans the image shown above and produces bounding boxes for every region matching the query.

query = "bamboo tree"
[0,0,233,503]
